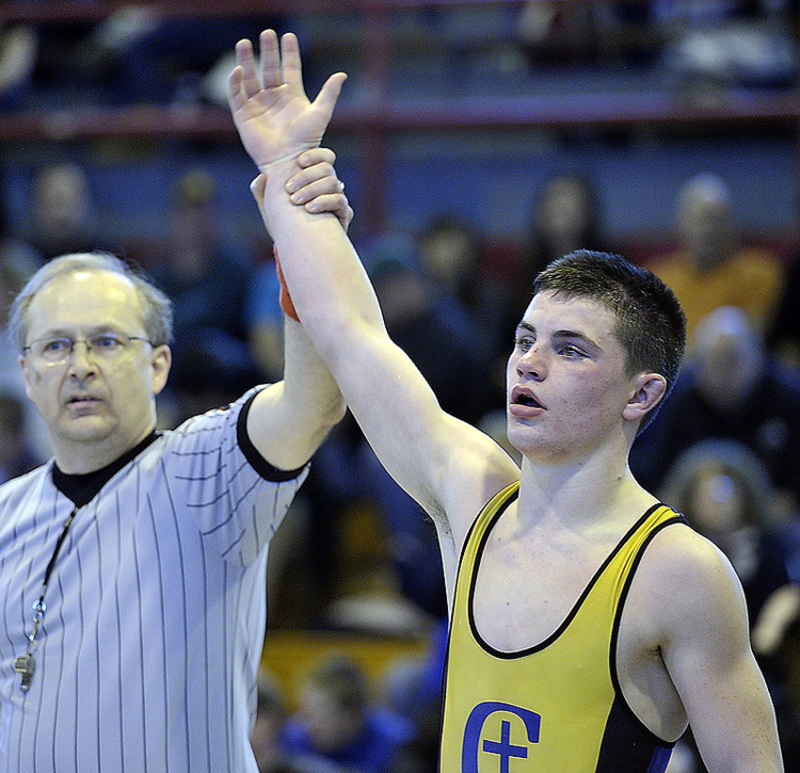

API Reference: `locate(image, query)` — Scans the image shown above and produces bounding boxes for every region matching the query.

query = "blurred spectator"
[631,305,800,514]
[31,14,115,107]
[516,1,603,64]
[418,214,485,302]
[0,258,51,462]
[417,214,505,337]
[647,172,784,341]
[252,669,289,773]
[656,0,799,94]
[282,654,415,773]
[517,1,666,66]
[0,391,43,483]
[0,191,39,283]
[247,251,288,383]
[348,439,448,623]
[0,23,38,110]
[752,583,800,773]
[660,439,790,626]
[262,413,396,630]
[659,438,800,773]
[417,213,508,401]
[361,231,494,426]
[149,166,259,421]
[385,718,439,773]
[509,171,607,324]
[382,618,446,751]
[523,171,605,289]
[26,8,284,108]
[25,162,116,264]
[251,669,347,773]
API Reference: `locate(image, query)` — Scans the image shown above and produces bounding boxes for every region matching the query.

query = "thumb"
[310,72,347,131]
[250,173,268,219]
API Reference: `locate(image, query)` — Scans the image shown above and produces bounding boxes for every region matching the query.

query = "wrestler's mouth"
[510,386,544,410]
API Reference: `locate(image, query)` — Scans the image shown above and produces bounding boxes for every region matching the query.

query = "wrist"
[257,149,308,179]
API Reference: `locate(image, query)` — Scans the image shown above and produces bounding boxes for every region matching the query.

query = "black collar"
[52,432,160,507]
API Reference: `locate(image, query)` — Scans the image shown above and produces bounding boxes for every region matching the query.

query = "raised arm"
[228,31,518,553]
[244,149,349,472]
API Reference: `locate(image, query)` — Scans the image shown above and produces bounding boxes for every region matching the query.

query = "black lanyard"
[14,507,78,693]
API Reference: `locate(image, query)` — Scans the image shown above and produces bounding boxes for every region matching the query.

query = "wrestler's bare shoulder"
[641,520,734,586]
[624,518,744,639]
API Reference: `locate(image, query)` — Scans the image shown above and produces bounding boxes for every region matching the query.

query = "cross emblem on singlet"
[462,701,541,773]
[483,719,528,772]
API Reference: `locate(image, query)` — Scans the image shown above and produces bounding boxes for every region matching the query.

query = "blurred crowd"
[3,151,800,773]
[1,0,799,112]
[3,3,800,773]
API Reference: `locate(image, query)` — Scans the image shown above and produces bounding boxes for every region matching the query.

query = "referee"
[0,154,349,772]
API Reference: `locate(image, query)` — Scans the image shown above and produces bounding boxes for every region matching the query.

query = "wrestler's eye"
[514,335,534,352]
[557,344,586,359]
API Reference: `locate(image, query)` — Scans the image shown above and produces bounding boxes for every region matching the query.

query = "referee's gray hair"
[9,252,173,352]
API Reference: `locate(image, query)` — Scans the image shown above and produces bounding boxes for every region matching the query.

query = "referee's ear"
[150,344,172,396]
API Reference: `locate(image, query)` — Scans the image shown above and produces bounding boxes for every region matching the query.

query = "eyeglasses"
[22,332,152,365]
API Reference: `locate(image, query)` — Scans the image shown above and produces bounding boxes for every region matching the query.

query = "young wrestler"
[229,30,784,772]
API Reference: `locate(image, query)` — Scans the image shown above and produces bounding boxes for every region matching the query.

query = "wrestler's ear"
[623,373,667,423]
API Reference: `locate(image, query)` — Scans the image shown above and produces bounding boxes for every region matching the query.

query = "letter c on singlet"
[462,701,541,773]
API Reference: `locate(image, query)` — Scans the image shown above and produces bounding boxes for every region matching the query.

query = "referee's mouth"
[66,394,102,407]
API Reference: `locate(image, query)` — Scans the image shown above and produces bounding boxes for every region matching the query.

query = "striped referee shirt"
[0,387,308,772]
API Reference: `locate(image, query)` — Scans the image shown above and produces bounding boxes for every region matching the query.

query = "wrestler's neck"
[515,453,656,534]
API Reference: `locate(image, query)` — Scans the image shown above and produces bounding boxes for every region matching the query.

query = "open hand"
[228,30,347,170]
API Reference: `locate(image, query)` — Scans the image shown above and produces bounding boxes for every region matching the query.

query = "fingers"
[226,66,243,111]
[286,161,342,203]
[290,175,352,233]
[278,32,304,92]
[302,194,353,233]
[234,38,261,99]
[290,180,344,207]
[230,28,346,150]
[227,29,281,109]
[259,29,282,90]
[302,191,345,211]
[283,154,352,233]
[253,167,351,233]
[338,200,355,234]
[296,147,336,168]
